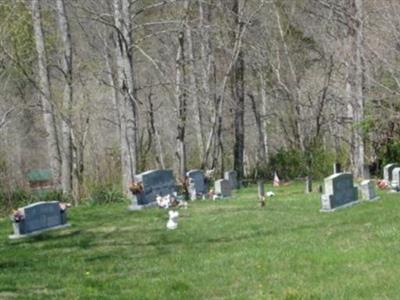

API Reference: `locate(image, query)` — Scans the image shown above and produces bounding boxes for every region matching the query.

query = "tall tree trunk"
[185,2,204,162]
[31,0,61,186]
[232,0,245,181]
[114,0,138,195]
[249,93,267,169]
[175,30,187,179]
[348,0,365,178]
[56,0,74,199]
[148,93,165,169]
[259,72,269,162]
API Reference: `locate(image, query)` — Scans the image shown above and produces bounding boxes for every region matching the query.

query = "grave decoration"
[166,210,179,230]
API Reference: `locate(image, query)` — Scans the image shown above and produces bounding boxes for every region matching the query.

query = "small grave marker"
[224,170,238,189]
[360,180,379,201]
[214,179,231,198]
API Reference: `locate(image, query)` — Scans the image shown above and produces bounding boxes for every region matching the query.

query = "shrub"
[86,184,127,205]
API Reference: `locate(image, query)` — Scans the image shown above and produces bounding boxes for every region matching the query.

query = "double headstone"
[187,169,206,199]
[214,179,231,198]
[9,201,70,239]
[320,173,359,212]
[224,170,238,189]
[360,180,379,201]
[383,163,398,183]
[129,170,176,210]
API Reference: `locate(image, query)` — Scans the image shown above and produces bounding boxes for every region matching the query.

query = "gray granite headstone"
[384,163,398,182]
[130,170,176,210]
[320,173,359,212]
[9,201,69,239]
[360,180,379,201]
[224,170,238,189]
[187,169,206,197]
[391,167,400,190]
[215,179,231,198]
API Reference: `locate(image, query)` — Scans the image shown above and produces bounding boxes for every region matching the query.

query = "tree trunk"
[148,93,165,169]
[175,30,187,179]
[56,0,73,199]
[31,0,61,186]
[249,93,267,168]
[185,2,204,162]
[259,72,269,162]
[114,0,138,195]
[232,0,245,181]
[348,0,365,178]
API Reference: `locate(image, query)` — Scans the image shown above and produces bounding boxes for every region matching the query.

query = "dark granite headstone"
[224,170,238,189]
[215,179,231,198]
[9,201,69,239]
[320,173,358,212]
[187,169,206,197]
[131,170,176,208]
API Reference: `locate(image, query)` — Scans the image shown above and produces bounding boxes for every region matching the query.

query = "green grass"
[0,182,400,299]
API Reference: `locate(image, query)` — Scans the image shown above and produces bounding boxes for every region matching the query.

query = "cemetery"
[2,1,400,299]
[1,171,400,298]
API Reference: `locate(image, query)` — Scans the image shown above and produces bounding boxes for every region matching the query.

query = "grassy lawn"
[0,182,400,299]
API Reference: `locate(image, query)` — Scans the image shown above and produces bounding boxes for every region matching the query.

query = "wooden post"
[305,176,312,193]
[258,180,265,207]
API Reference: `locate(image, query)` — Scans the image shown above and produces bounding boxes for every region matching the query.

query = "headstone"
[224,170,238,189]
[360,180,379,201]
[320,173,359,212]
[383,163,398,182]
[9,201,70,239]
[186,169,206,198]
[391,167,400,190]
[214,179,231,198]
[188,178,197,200]
[129,170,176,210]
[333,163,341,174]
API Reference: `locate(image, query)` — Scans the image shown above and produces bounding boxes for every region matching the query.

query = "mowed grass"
[0,182,400,299]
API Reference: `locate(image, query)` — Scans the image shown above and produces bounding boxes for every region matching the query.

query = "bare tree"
[56,0,74,198]
[31,0,61,185]
[113,0,138,195]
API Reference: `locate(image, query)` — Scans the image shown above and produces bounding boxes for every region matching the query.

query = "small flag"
[273,172,280,187]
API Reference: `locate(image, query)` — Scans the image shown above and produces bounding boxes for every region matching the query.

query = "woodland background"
[0,0,399,208]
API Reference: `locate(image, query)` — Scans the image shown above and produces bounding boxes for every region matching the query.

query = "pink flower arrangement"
[11,209,25,222]
[59,202,71,212]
